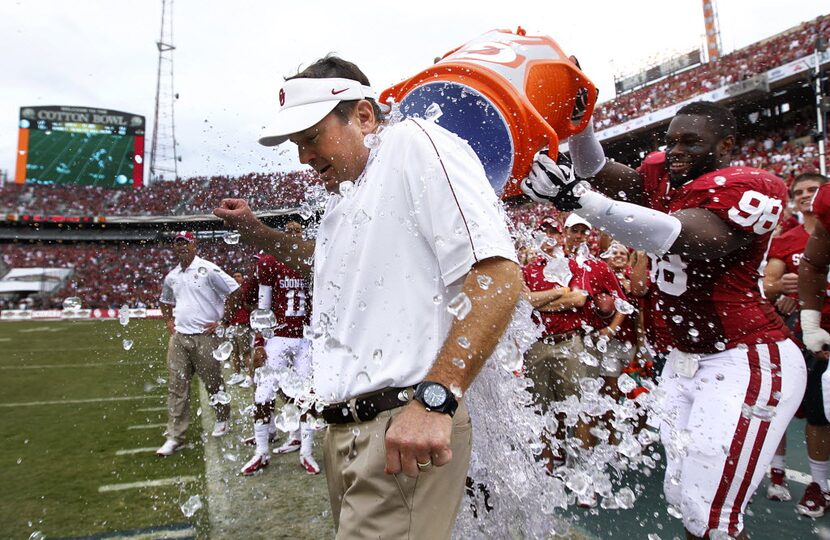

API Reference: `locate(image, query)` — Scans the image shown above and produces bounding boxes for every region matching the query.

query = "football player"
[523,101,807,539]
[797,179,830,516]
[240,220,320,476]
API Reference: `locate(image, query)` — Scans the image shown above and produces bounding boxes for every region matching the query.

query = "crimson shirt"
[523,256,590,336]
[813,183,830,231]
[256,255,311,339]
[639,152,790,353]
[583,259,628,331]
[227,276,256,325]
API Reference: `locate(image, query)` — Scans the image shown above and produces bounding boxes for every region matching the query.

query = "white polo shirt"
[311,119,518,403]
[160,255,239,335]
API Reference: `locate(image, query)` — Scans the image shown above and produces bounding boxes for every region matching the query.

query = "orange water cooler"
[381,27,597,198]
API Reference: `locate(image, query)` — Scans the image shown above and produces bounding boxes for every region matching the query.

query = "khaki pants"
[324,400,472,539]
[165,333,230,443]
[524,334,599,409]
[230,326,252,372]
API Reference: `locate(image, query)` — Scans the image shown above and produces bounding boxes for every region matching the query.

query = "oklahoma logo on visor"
[258,77,378,147]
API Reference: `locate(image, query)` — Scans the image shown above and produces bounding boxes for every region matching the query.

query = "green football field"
[25,130,135,187]
[0,319,207,539]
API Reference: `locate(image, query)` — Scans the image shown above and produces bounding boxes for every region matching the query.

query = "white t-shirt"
[311,119,518,402]
[160,255,240,334]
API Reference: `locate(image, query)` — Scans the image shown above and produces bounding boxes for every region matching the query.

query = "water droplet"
[495,341,522,372]
[623,215,635,223]
[424,102,443,122]
[180,495,203,517]
[223,231,241,245]
[357,300,367,311]
[352,427,361,437]
[713,175,727,186]
[352,209,371,226]
[62,296,82,311]
[122,339,133,351]
[372,349,383,364]
[450,383,463,398]
[688,328,699,338]
[432,294,443,304]
[452,358,466,369]
[197,267,208,277]
[614,298,635,315]
[212,341,233,361]
[339,181,355,197]
[446,292,472,320]
[617,373,637,394]
[363,133,381,149]
[714,341,726,351]
[249,309,277,330]
[666,504,683,519]
[715,373,725,381]
[457,336,471,349]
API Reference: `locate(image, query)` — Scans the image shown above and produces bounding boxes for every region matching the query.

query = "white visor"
[258,77,378,146]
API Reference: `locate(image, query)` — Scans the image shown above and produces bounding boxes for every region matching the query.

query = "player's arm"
[799,221,830,352]
[628,250,650,297]
[384,256,521,478]
[599,310,627,338]
[537,288,588,312]
[762,258,793,299]
[160,303,175,335]
[214,199,314,277]
[526,287,569,309]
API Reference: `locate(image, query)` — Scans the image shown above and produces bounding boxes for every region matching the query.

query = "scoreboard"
[15,106,145,188]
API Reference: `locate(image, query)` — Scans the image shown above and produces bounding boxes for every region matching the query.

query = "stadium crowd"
[592,14,829,131]
[0,171,315,217]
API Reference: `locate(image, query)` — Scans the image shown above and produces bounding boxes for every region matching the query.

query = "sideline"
[0,395,163,408]
[127,423,167,430]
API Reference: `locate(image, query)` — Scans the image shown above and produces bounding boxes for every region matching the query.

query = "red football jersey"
[257,255,310,339]
[523,255,590,336]
[769,224,830,329]
[642,160,791,353]
[228,276,257,325]
[813,183,830,232]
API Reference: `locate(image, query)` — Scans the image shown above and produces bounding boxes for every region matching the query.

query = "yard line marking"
[98,475,198,493]
[0,361,147,370]
[116,444,192,456]
[137,406,167,412]
[17,326,67,333]
[84,525,197,540]
[0,338,11,342]
[784,468,813,486]
[0,395,162,408]
[127,423,167,430]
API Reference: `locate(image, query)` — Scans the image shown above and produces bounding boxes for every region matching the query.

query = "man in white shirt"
[156,231,241,456]
[215,56,522,538]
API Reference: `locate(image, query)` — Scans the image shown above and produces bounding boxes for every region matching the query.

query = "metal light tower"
[702,0,722,63]
[149,0,179,183]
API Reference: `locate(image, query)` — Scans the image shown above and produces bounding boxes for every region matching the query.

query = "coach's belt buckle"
[673,352,700,379]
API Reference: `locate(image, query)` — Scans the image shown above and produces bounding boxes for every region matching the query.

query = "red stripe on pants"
[707,345,762,532]
[726,343,782,535]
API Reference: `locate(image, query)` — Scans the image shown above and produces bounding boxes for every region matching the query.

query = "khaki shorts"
[524,334,599,408]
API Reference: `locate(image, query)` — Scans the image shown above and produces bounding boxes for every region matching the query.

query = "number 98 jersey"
[256,254,311,339]
[640,157,791,354]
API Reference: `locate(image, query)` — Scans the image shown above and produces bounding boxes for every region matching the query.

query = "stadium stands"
[593,14,830,131]
[0,170,316,217]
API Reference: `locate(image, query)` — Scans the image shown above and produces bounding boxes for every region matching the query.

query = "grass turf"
[0,319,208,539]
[25,130,134,187]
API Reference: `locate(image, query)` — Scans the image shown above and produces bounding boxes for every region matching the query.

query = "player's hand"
[521,150,585,211]
[774,295,798,316]
[202,321,221,335]
[780,273,799,295]
[214,199,260,237]
[384,400,453,478]
[165,319,175,336]
[802,309,830,353]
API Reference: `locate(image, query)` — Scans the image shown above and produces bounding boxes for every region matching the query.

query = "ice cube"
[446,292,472,320]
[223,231,241,245]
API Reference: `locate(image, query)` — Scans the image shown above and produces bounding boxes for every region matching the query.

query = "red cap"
[174,231,195,243]
[538,216,561,232]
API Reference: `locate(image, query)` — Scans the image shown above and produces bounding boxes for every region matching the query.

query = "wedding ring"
[416,459,432,470]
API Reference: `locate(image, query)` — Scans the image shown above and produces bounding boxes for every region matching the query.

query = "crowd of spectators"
[0,241,259,311]
[593,14,829,131]
[0,170,316,217]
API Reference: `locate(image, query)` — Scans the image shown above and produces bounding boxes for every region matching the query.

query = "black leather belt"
[542,329,584,345]
[319,386,415,425]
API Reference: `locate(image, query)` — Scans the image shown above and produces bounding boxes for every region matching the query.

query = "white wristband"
[575,190,682,256]
[258,285,273,310]
[802,309,822,331]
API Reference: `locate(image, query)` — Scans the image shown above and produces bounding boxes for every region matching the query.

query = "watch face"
[423,385,447,408]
